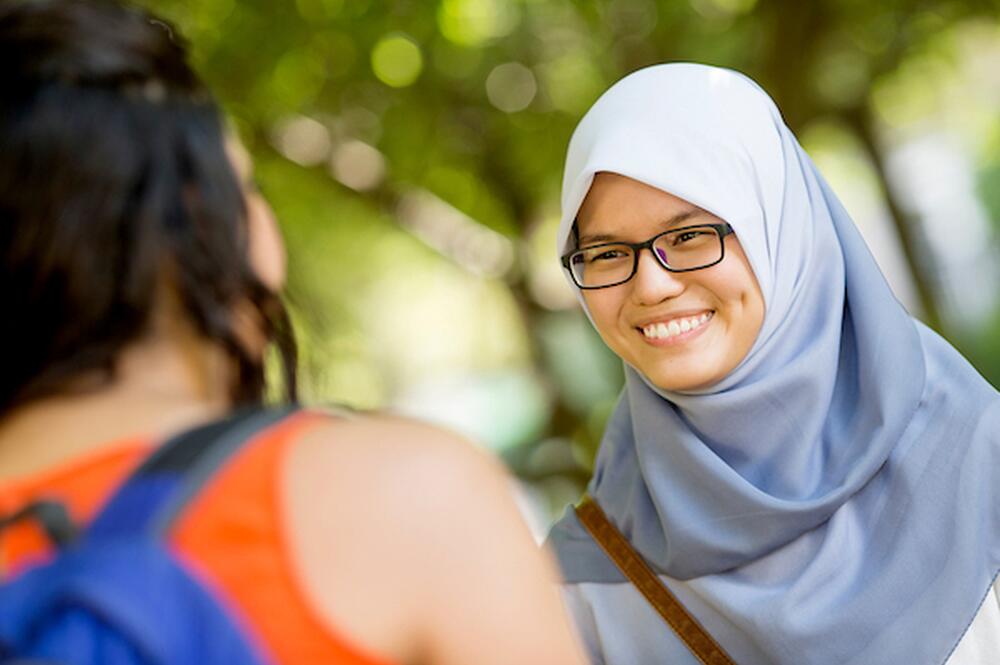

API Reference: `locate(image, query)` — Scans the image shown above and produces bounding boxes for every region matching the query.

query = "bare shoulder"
[287,410,508,508]
[280,411,528,664]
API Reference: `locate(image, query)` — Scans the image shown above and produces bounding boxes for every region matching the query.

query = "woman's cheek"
[246,194,286,292]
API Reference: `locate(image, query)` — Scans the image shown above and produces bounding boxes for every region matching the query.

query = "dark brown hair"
[0,0,296,414]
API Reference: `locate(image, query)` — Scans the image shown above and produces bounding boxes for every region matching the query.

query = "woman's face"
[577,172,765,392]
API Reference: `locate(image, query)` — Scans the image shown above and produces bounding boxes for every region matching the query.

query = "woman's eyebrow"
[577,231,619,245]
[662,208,703,229]
[578,208,703,245]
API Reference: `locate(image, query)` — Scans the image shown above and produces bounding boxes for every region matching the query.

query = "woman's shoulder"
[283,409,520,559]
[287,409,506,501]
[280,410,523,663]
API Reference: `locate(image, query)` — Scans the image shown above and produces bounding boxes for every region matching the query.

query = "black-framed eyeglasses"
[561,223,734,290]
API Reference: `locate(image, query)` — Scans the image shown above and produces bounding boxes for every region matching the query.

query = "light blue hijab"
[546,63,1000,664]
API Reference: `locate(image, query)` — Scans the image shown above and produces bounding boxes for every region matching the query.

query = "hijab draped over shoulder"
[546,63,1000,665]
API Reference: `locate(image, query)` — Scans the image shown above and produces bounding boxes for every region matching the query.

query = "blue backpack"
[0,407,297,664]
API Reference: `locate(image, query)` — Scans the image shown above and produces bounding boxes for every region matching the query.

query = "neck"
[0,327,234,481]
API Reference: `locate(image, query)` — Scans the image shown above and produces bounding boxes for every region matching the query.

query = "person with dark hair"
[0,2,587,663]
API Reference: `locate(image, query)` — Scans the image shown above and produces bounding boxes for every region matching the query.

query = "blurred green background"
[138,0,1000,533]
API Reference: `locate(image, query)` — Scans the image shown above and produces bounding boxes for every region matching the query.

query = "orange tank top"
[0,410,395,665]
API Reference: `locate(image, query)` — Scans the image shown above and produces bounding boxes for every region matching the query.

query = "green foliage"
[134,0,1000,505]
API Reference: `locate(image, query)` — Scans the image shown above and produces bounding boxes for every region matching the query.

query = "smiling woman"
[545,63,1000,665]
[573,173,764,392]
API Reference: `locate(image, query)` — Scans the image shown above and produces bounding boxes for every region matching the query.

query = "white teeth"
[641,313,712,340]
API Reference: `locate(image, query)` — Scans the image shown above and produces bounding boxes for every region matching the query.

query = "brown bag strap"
[575,494,737,665]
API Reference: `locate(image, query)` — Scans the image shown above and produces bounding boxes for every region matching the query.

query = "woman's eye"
[589,249,628,262]
[670,230,709,246]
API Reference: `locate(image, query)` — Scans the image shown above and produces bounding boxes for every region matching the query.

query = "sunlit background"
[139,0,1000,535]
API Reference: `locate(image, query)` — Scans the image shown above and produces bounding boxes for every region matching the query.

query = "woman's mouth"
[638,311,713,343]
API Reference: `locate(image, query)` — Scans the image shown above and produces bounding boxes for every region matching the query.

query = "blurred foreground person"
[0,2,586,664]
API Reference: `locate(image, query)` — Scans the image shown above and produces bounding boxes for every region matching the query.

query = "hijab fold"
[547,63,1000,664]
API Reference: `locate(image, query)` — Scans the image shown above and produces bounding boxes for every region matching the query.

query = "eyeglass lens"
[569,226,724,288]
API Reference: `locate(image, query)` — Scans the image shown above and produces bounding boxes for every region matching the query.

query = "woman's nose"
[629,247,685,304]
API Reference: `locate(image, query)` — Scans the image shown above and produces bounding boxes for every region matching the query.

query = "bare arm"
[284,415,587,665]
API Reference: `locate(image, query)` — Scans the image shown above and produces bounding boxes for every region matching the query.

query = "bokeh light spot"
[269,48,327,111]
[330,140,387,191]
[540,52,603,114]
[437,0,519,47]
[371,33,423,88]
[271,115,332,166]
[486,62,537,113]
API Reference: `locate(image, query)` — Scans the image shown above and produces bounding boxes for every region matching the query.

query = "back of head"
[0,0,292,414]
